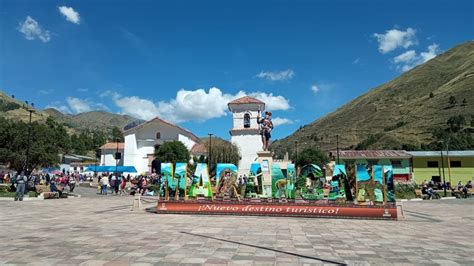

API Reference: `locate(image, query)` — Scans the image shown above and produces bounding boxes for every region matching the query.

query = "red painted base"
[155,200,397,220]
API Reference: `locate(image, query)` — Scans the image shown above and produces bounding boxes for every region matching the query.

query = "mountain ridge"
[270,41,474,157]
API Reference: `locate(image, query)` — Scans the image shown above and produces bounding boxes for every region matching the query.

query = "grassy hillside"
[44,108,137,131]
[271,41,474,157]
[0,91,139,132]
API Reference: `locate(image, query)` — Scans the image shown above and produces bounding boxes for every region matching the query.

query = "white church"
[228,96,265,175]
[100,96,266,175]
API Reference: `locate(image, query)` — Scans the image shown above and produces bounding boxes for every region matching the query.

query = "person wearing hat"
[257,111,274,151]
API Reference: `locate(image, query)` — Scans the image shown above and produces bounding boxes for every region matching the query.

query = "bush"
[394,181,416,199]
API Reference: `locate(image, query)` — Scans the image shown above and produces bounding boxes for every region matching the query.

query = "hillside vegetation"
[271,41,474,157]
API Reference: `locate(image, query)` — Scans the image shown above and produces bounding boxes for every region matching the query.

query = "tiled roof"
[191,143,207,154]
[329,150,411,159]
[228,96,265,105]
[100,142,125,150]
[408,150,474,157]
[124,116,201,143]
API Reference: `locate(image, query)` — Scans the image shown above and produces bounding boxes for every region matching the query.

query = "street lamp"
[115,138,120,181]
[24,101,35,173]
[294,140,298,169]
[208,133,213,172]
[336,134,340,164]
[439,140,447,197]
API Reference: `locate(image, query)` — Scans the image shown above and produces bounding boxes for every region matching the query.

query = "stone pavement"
[0,188,472,266]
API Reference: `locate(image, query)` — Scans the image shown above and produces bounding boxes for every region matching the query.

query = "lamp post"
[115,138,120,181]
[336,134,340,164]
[208,133,213,172]
[294,141,298,173]
[440,147,447,197]
[24,101,35,173]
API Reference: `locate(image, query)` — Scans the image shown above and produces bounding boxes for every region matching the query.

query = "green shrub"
[394,181,416,199]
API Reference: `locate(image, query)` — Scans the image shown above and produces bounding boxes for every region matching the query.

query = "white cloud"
[373,27,417,54]
[272,117,293,127]
[58,6,80,24]
[393,43,440,72]
[256,69,295,81]
[17,16,51,42]
[39,89,54,95]
[310,84,319,94]
[106,87,290,122]
[66,97,92,113]
[352,58,360,64]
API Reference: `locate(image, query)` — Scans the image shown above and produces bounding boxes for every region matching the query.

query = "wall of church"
[231,134,262,174]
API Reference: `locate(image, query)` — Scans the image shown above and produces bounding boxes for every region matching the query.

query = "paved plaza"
[0,187,473,266]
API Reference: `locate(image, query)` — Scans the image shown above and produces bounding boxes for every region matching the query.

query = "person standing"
[101,175,109,195]
[15,171,28,201]
[68,175,76,193]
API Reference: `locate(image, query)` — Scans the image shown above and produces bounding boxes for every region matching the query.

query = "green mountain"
[0,91,139,132]
[271,41,474,157]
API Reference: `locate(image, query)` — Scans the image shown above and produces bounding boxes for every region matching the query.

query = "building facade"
[329,150,412,181]
[123,117,202,174]
[408,151,474,185]
[228,96,266,175]
[99,142,124,167]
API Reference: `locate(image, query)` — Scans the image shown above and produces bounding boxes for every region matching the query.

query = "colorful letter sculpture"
[329,165,347,201]
[271,163,286,199]
[215,163,239,198]
[384,165,395,202]
[298,164,324,200]
[285,164,296,199]
[248,163,263,197]
[174,163,187,198]
[161,163,174,199]
[356,164,372,203]
[373,165,384,203]
[189,163,212,198]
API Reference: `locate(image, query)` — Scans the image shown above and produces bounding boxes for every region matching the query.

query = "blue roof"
[85,165,137,173]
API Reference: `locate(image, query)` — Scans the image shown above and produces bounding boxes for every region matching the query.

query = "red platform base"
[156,200,397,220]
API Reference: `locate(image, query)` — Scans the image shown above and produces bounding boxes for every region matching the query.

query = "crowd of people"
[421,179,472,199]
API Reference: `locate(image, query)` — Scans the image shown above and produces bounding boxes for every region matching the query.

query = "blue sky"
[1,0,472,140]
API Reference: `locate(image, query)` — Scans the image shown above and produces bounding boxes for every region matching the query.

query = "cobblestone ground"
[0,187,472,266]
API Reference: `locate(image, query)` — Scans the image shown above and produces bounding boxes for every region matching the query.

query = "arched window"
[243,113,251,128]
[156,132,161,139]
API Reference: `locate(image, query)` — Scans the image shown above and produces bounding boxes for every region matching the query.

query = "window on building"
[156,132,161,139]
[243,113,251,128]
[450,161,462,168]
[391,160,403,168]
[427,161,439,168]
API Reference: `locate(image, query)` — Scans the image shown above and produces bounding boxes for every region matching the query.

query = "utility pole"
[336,134,340,164]
[24,101,35,174]
[440,149,446,197]
[115,138,120,181]
[208,133,213,174]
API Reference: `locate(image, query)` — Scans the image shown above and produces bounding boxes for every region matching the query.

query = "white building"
[228,96,265,175]
[99,142,124,166]
[123,116,202,174]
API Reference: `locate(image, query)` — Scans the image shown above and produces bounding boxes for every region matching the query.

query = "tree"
[293,147,330,168]
[202,138,241,176]
[154,141,189,164]
[447,115,466,133]
[111,126,124,142]
[429,92,434,98]
[462,98,467,106]
[449,96,457,105]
